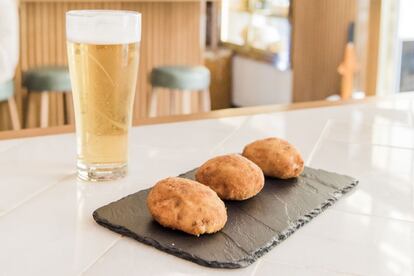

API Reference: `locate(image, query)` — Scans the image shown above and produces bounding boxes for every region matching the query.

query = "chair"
[0,80,20,130]
[148,65,211,117]
[22,66,73,128]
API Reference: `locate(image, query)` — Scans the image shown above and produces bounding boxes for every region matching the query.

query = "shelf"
[228,7,289,18]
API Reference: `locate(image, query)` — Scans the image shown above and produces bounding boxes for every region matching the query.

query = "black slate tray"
[93,167,358,269]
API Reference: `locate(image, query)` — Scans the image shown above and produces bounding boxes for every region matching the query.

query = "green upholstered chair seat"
[150,65,210,90]
[23,66,71,92]
[0,80,14,102]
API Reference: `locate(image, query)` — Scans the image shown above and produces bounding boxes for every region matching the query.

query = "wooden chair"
[148,66,211,117]
[0,80,20,130]
[22,66,73,128]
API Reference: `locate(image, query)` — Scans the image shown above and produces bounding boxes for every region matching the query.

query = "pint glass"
[66,10,141,181]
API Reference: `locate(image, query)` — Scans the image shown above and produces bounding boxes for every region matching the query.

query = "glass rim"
[66,10,141,18]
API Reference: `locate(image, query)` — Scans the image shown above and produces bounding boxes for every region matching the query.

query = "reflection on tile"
[312,102,412,127]
[323,120,414,149]
[211,103,413,162]
[376,96,414,120]
[211,112,327,162]
[0,175,154,275]
[0,131,240,274]
[128,144,212,189]
[1,96,414,275]
[0,134,76,215]
[0,138,24,153]
[351,99,413,126]
[131,116,247,151]
[83,238,258,276]
[263,210,414,276]
[309,140,414,222]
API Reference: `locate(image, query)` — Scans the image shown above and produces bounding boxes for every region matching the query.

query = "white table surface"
[1,96,414,276]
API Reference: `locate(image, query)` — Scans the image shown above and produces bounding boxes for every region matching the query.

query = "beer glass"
[66,10,141,181]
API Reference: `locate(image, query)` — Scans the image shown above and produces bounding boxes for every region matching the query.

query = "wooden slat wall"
[291,0,357,102]
[204,48,232,109]
[0,0,203,130]
[365,0,381,96]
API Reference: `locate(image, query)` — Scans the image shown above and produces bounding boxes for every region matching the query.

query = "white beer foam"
[66,10,141,44]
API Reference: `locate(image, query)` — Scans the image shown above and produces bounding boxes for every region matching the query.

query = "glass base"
[77,161,127,182]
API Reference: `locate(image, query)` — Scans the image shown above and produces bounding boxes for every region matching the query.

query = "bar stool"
[23,66,73,128]
[0,80,20,130]
[148,65,211,117]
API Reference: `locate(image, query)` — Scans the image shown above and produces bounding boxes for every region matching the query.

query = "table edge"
[0,95,401,141]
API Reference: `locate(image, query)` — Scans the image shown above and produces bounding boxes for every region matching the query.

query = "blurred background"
[0,0,413,131]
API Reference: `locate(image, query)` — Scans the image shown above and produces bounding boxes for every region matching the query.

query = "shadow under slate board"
[93,167,358,269]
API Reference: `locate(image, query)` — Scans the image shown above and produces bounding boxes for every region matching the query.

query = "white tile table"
[1,95,414,276]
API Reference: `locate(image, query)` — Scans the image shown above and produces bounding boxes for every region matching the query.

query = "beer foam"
[66,10,141,44]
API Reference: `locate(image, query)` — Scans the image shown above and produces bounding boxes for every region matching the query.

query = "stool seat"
[0,80,14,102]
[150,65,210,91]
[23,66,73,128]
[23,66,71,92]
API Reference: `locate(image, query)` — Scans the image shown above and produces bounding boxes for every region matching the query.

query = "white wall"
[232,55,292,107]
[399,0,414,40]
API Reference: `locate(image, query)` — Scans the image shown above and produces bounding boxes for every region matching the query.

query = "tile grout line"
[79,237,122,275]
[0,173,75,218]
[305,121,331,166]
[209,117,251,155]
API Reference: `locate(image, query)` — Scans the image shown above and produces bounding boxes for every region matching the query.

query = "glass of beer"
[66,10,141,181]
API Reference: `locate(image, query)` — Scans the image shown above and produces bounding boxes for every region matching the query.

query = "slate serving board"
[93,167,358,269]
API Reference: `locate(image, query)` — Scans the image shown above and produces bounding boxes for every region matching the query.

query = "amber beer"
[66,11,141,181]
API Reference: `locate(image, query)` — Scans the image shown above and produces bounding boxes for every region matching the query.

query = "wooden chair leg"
[65,92,75,125]
[56,93,65,126]
[182,90,192,114]
[174,90,182,115]
[40,91,49,128]
[7,97,21,130]
[169,90,177,115]
[149,88,158,118]
[201,89,211,112]
[25,92,36,128]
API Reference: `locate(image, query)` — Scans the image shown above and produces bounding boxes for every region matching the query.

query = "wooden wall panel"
[365,0,381,96]
[292,0,357,102]
[204,49,232,109]
[0,0,203,131]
